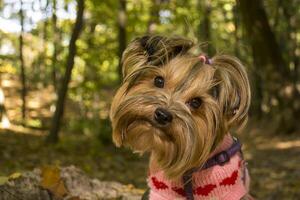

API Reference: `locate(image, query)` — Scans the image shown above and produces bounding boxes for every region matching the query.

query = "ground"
[241,123,300,199]
[0,74,299,199]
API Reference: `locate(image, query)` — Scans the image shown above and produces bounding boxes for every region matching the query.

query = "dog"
[110,35,252,200]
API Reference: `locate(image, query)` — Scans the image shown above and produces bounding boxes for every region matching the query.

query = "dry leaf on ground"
[40,165,68,198]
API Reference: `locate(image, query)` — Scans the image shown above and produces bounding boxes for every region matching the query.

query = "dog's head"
[110,35,250,179]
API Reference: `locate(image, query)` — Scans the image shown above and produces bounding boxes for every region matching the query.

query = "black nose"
[154,108,173,125]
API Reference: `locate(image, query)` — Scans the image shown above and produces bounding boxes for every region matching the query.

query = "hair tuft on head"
[121,35,195,80]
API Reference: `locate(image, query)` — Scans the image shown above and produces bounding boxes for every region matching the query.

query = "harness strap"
[183,174,194,200]
[183,137,242,200]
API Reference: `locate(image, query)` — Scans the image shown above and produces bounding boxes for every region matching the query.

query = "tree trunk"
[147,0,161,34]
[197,0,212,55]
[237,0,299,132]
[33,0,49,86]
[117,0,127,82]
[237,0,285,116]
[237,0,288,76]
[52,0,58,91]
[279,0,299,85]
[233,5,240,58]
[19,0,26,124]
[47,0,85,143]
[41,0,49,86]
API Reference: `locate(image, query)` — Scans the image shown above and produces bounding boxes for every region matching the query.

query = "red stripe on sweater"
[172,187,186,196]
[220,170,238,186]
[194,184,217,196]
[151,177,168,190]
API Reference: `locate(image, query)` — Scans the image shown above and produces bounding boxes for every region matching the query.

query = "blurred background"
[0,0,299,199]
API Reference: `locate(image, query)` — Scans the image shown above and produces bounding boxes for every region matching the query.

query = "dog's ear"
[139,35,193,64]
[110,84,128,147]
[121,36,149,80]
[121,35,194,80]
[212,55,251,130]
[139,35,162,58]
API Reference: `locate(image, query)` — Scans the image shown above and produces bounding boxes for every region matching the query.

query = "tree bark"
[147,0,161,34]
[19,0,26,124]
[279,0,299,84]
[117,0,127,82]
[237,0,299,132]
[233,5,240,58]
[197,0,212,55]
[237,0,288,76]
[41,0,49,86]
[52,0,58,91]
[0,87,4,120]
[47,0,85,143]
[237,0,286,116]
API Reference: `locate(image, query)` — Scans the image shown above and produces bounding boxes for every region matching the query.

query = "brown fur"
[110,35,251,180]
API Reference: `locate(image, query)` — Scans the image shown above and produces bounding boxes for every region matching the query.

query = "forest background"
[0,0,299,199]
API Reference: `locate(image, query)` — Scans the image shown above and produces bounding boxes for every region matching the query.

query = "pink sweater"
[147,135,249,200]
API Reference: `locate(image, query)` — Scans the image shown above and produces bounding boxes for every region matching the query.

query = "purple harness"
[183,137,243,200]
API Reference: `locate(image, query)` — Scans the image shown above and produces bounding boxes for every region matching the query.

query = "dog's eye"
[154,76,164,88]
[188,97,202,109]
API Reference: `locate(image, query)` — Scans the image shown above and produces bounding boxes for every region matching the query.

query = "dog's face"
[110,35,250,179]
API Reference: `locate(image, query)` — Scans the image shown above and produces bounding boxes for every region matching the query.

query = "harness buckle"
[215,151,230,165]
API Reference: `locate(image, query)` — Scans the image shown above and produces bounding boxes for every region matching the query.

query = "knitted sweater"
[147,134,249,200]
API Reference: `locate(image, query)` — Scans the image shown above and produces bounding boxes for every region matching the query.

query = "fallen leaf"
[40,166,68,198]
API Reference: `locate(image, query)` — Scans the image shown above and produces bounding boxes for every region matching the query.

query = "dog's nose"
[154,108,173,125]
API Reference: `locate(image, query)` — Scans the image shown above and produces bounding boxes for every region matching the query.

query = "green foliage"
[0,0,298,133]
[0,0,299,198]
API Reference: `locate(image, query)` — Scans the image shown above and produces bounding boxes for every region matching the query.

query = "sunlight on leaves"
[0,172,22,186]
[1,115,11,129]
[9,172,22,180]
[275,140,300,149]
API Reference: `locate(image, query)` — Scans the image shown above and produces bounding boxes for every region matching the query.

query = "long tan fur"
[110,35,251,180]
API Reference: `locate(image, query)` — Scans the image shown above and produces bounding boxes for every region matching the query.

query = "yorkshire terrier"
[110,35,252,200]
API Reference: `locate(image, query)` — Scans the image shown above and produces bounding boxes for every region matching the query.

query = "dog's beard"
[111,92,223,179]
